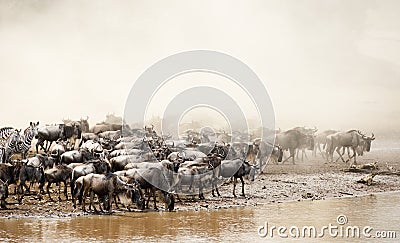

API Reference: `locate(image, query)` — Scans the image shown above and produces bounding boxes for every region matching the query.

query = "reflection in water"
[0,192,399,242]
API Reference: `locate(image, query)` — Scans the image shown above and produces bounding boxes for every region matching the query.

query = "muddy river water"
[0,192,398,242]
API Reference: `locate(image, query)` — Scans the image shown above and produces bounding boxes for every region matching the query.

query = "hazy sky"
[1,0,399,134]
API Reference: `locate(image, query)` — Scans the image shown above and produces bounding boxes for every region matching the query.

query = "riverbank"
[1,149,399,218]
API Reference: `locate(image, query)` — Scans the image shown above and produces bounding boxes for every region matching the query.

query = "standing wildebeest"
[292,127,317,161]
[326,130,375,164]
[253,140,283,166]
[51,140,67,163]
[0,163,20,188]
[0,179,8,209]
[17,164,45,202]
[36,123,82,153]
[124,167,175,211]
[80,173,141,213]
[90,123,128,134]
[312,130,339,158]
[170,160,214,200]
[44,164,73,201]
[70,159,111,196]
[80,117,90,133]
[275,129,313,164]
[60,149,92,164]
[26,154,55,169]
[213,159,256,197]
[0,163,21,204]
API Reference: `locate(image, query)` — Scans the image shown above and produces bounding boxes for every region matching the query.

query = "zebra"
[0,127,15,139]
[13,122,39,159]
[0,129,21,163]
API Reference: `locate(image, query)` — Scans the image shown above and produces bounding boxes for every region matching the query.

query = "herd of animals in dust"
[0,115,375,213]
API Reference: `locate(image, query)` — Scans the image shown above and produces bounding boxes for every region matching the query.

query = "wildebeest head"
[80,116,90,133]
[358,132,375,152]
[272,145,283,162]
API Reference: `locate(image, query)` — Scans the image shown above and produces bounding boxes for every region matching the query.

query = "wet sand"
[1,149,399,218]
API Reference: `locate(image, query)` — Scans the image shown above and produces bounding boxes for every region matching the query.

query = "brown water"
[1,192,399,242]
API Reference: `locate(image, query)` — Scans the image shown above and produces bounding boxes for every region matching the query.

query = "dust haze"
[1,1,400,136]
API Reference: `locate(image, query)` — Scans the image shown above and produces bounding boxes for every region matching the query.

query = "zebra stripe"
[0,127,14,139]
[0,131,20,162]
[0,147,5,163]
[14,126,37,159]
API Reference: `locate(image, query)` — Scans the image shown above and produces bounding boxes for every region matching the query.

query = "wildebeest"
[17,164,45,202]
[0,163,19,188]
[213,159,256,197]
[80,173,141,213]
[110,155,144,172]
[51,140,67,163]
[326,130,375,164]
[0,179,8,209]
[170,161,212,200]
[90,123,127,134]
[253,140,283,166]
[60,149,92,164]
[70,159,111,195]
[291,127,317,161]
[36,123,82,153]
[124,167,175,211]
[275,129,314,164]
[98,130,121,140]
[312,130,339,158]
[44,164,73,201]
[80,140,103,157]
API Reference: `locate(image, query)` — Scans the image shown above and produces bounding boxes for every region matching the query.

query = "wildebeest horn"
[371,133,375,140]
[116,176,131,187]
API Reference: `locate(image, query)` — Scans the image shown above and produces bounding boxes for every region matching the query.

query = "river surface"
[0,192,399,242]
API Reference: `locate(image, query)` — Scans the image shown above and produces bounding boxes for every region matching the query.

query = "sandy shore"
[1,149,399,218]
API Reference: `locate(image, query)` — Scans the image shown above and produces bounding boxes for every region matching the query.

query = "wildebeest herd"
[0,118,375,213]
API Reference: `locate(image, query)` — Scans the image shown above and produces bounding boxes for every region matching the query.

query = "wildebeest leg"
[188,175,194,192]
[63,181,68,200]
[108,192,113,213]
[113,194,120,210]
[198,181,205,200]
[318,144,326,159]
[82,189,87,212]
[233,177,237,197]
[281,150,294,164]
[303,150,308,159]
[89,190,98,212]
[351,147,357,165]
[47,182,54,201]
[58,182,62,201]
[152,187,158,210]
[240,176,245,197]
[290,148,295,164]
[335,147,346,163]
[17,183,25,203]
[212,178,220,197]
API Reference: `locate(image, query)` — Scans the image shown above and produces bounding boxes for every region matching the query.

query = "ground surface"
[1,148,399,218]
